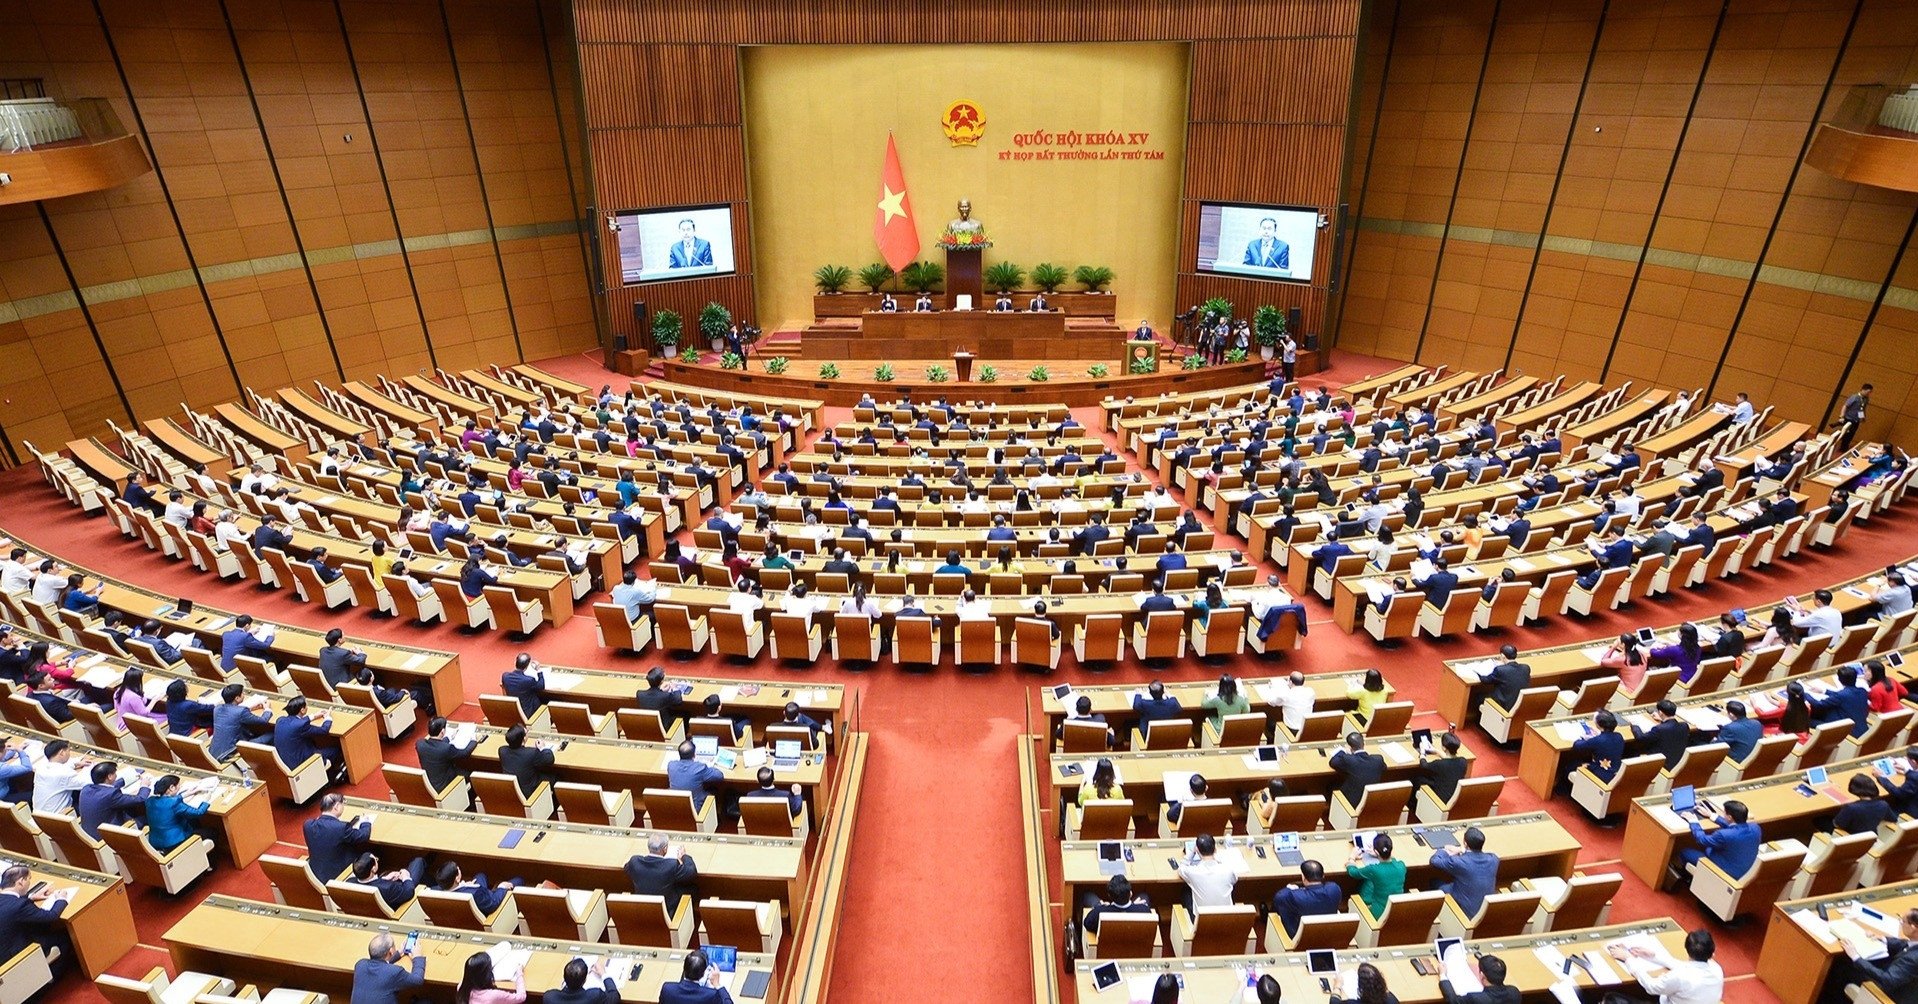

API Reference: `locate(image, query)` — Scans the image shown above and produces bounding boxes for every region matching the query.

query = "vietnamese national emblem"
[942,100,986,147]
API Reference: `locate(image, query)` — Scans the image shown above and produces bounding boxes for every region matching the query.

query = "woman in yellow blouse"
[1346,668,1389,725]
[1077,757,1124,806]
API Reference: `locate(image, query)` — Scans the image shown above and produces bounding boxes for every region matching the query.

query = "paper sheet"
[1441,943,1483,994]
[1381,742,1414,766]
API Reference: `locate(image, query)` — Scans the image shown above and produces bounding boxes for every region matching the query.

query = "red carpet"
[13,346,1854,1003]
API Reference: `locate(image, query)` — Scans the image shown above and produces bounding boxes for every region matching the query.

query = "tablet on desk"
[1091,962,1122,993]
[1636,627,1656,644]
[693,736,719,760]
[1253,745,1279,764]
[1669,785,1696,815]
[705,945,737,973]
[1051,683,1073,701]
[1306,950,1338,975]
[1808,766,1830,785]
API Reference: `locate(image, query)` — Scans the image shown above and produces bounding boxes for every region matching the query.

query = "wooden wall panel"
[0,0,592,461]
[1339,0,1918,445]
[573,0,1363,348]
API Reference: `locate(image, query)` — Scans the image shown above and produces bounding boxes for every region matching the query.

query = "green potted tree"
[1030,262,1069,294]
[1201,296,1233,326]
[1254,304,1285,361]
[1073,265,1114,293]
[651,308,682,353]
[698,301,733,352]
[857,262,895,293]
[813,264,852,294]
[899,260,945,294]
[984,261,1025,294]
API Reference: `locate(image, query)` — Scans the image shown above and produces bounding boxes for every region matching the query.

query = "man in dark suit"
[1684,513,1717,553]
[272,696,343,783]
[1812,663,1872,738]
[0,865,69,974]
[821,548,860,580]
[1415,557,1461,609]
[1139,580,1178,614]
[1853,908,1918,1004]
[659,952,734,1004]
[1074,516,1111,556]
[1270,859,1343,937]
[304,793,372,883]
[414,717,478,806]
[544,957,623,1004]
[219,614,276,672]
[1430,825,1500,918]
[1478,645,1532,714]
[1415,731,1471,805]
[498,725,556,799]
[500,654,547,717]
[1876,748,1918,817]
[346,852,425,912]
[76,762,149,839]
[1683,464,1725,499]
[1243,217,1290,269]
[634,666,687,729]
[1130,681,1183,727]
[1576,530,1634,589]
[1640,519,1682,564]
[317,628,367,689]
[1329,732,1386,806]
[1632,700,1692,770]
[350,932,425,1004]
[1570,710,1628,784]
[1440,954,1521,1004]
[625,832,698,913]
[251,516,294,555]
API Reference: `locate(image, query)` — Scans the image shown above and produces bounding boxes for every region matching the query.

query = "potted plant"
[1028,365,1050,382]
[1201,296,1233,326]
[698,301,733,352]
[1129,356,1155,375]
[1254,304,1284,360]
[1030,262,1069,294]
[1224,348,1247,364]
[978,365,998,383]
[925,363,950,383]
[813,264,852,294]
[720,352,744,370]
[858,262,895,293]
[819,362,840,378]
[651,308,682,350]
[898,260,945,293]
[983,261,1025,293]
[1182,353,1206,370]
[875,363,896,382]
[1073,265,1114,293]
[764,356,789,375]
[1086,362,1109,378]
[679,346,700,363]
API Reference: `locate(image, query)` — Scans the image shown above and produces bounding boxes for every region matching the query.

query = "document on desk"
[1791,908,1838,944]
[1507,557,1535,572]
[1851,906,1903,939]
[1380,742,1414,766]
[1553,721,1589,742]
[1363,579,1391,606]
[1162,770,1198,803]
[1452,659,1498,680]
[1441,943,1483,993]
[1610,933,1678,969]
[1548,980,1582,1004]
[1581,645,1612,664]
[400,652,432,670]
[543,672,582,692]
[1581,952,1623,985]
[1534,944,1569,975]
[485,941,531,977]
[451,722,479,748]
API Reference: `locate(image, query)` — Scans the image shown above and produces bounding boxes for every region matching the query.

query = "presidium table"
[799,310,1125,360]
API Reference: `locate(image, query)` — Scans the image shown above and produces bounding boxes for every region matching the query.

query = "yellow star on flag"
[877,185,908,225]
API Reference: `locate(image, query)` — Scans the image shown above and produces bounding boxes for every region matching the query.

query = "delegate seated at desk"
[0,864,70,974]
[351,932,426,1004]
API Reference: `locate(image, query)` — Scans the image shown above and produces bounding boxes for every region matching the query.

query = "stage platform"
[661,355,1271,406]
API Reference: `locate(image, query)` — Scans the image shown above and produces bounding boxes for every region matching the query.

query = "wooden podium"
[945,246,984,310]
[954,350,974,382]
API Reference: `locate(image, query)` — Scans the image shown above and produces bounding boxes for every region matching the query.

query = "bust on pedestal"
[940,198,989,311]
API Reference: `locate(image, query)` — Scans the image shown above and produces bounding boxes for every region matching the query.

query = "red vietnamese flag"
[873,133,920,272]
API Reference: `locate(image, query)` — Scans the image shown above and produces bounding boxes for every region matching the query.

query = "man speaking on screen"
[668,219,713,268]
[1243,217,1290,270]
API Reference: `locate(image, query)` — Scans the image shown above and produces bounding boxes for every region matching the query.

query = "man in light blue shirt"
[609,571,655,622]
[1730,392,1755,425]
[666,740,725,811]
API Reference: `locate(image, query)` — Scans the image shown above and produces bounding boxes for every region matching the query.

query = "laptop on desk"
[772,739,802,770]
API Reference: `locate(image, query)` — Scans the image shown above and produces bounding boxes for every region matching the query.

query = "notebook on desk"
[1415,826,1458,850]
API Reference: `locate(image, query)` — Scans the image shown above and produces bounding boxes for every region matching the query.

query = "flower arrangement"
[678,346,700,363]
[978,365,999,383]
[764,356,789,375]
[1181,353,1206,370]
[720,352,744,370]
[875,363,896,382]
[1086,363,1110,378]
[936,229,993,250]
[1028,365,1050,382]
[819,362,840,378]
[1224,348,1248,364]
[924,363,951,383]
